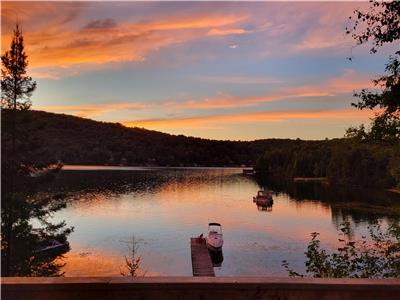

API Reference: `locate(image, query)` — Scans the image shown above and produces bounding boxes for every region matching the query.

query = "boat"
[206,223,223,252]
[242,168,255,176]
[34,239,69,254]
[253,190,273,206]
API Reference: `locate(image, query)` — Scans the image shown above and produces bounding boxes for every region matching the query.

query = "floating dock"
[190,237,215,277]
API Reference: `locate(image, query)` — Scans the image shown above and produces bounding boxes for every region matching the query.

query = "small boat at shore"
[206,223,223,252]
[242,168,255,176]
[34,239,69,254]
[253,190,273,206]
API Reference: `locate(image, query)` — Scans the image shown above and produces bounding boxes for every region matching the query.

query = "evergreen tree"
[1,24,71,277]
[1,24,36,110]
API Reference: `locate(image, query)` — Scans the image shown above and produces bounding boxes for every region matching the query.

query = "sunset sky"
[1,1,395,140]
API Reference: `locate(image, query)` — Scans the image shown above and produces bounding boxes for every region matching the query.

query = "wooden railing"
[2,277,400,300]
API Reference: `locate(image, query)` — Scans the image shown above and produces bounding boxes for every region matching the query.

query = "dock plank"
[190,238,215,277]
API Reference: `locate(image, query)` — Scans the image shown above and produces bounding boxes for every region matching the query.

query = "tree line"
[3,107,399,189]
[255,139,400,188]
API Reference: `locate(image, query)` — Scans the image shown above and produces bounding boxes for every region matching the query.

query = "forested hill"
[2,109,399,188]
[1,109,298,167]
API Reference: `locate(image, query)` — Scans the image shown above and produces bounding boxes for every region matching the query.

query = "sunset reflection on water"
[48,167,399,276]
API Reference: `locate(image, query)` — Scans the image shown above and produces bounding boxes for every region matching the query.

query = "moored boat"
[206,223,223,252]
[242,168,255,175]
[253,190,273,205]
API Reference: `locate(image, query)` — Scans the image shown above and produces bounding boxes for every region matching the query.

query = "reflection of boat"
[34,239,69,254]
[242,168,255,176]
[253,190,273,206]
[206,223,223,251]
[208,249,224,267]
[257,204,273,212]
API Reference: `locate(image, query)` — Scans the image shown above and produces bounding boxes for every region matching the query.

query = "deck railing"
[2,277,400,300]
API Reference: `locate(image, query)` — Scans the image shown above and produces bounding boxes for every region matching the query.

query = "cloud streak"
[123,108,374,129]
[35,69,373,119]
[37,102,153,118]
[2,2,248,72]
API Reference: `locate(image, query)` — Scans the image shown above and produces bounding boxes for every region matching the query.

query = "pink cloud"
[207,28,249,36]
[37,102,153,118]
[1,2,248,71]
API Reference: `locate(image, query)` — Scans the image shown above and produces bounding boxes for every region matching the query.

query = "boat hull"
[255,197,273,206]
[206,242,223,252]
[206,233,223,252]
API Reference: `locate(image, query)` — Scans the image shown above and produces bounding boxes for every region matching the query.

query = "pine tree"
[1,24,72,277]
[1,24,36,110]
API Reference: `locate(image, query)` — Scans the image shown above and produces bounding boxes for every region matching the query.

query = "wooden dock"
[190,238,215,277]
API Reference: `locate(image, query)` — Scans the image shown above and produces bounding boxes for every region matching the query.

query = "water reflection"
[33,167,400,276]
[1,192,72,276]
[255,175,400,226]
[256,203,273,212]
[253,190,274,212]
[209,249,224,267]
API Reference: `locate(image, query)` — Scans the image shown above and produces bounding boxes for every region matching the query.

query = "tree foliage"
[346,0,400,54]
[283,222,400,278]
[1,192,73,276]
[1,109,271,168]
[346,0,400,143]
[120,235,144,277]
[255,139,400,188]
[1,24,36,110]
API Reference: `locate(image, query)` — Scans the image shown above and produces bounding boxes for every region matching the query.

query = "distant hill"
[1,109,307,167]
[3,109,398,189]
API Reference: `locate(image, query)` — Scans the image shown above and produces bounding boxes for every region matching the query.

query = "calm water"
[43,166,400,276]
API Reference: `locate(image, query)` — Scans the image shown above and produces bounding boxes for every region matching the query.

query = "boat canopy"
[208,222,221,227]
[257,190,269,196]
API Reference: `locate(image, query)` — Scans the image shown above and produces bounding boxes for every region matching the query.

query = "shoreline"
[293,177,329,183]
[387,188,400,195]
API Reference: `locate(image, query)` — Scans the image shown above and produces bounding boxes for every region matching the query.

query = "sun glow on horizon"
[1,1,389,140]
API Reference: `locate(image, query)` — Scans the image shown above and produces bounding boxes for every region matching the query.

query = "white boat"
[206,223,223,251]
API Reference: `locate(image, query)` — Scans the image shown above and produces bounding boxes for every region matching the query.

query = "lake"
[43,166,400,276]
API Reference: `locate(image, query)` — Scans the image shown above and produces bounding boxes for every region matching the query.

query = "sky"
[1,1,395,140]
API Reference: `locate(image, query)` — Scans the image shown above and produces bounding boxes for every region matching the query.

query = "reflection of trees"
[38,169,239,201]
[1,182,73,276]
[255,175,400,226]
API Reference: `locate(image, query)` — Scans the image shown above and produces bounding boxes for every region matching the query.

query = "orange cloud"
[207,28,249,36]
[37,102,153,118]
[1,2,247,71]
[200,75,284,85]
[179,69,372,110]
[123,108,375,129]
[35,68,373,119]
[178,92,331,110]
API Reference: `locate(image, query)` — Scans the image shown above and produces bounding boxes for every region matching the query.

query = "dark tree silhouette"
[1,24,36,110]
[346,0,400,54]
[1,24,72,277]
[345,0,400,143]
